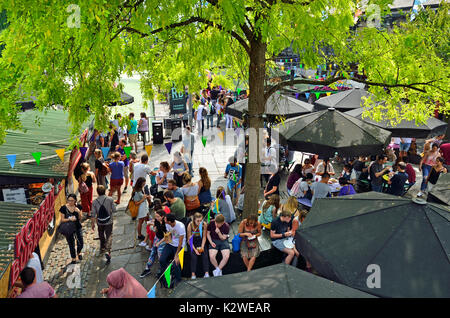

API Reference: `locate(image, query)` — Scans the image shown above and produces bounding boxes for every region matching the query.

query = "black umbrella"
[171,263,375,298]
[108,92,135,106]
[277,108,392,157]
[428,173,450,205]
[314,88,372,112]
[225,92,314,120]
[345,107,448,138]
[296,192,450,298]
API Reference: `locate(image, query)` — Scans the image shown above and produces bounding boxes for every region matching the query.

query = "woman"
[132,177,150,241]
[154,198,170,215]
[59,194,84,264]
[424,157,447,194]
[224,96,234,129]
[263,167,281,200]
[418,143,441,197]
[315,157,335,176]
[197,167,213,207]
[78,162,96,218]
[138,112,149,149]
[187,213,209,279]
[108,152,125,204]
[338,177,356,196]
[140,210,167,278]
[281,196,300,216]
[214,186,235,223]
[238,214,262,271]
[216,96,225,128]
[101,268,147,298]
[94,149,107,188]
[287,164,303,192]
[171,151,189,187]
[181,171,201,216]
[156,161,173,202]
[258,194,280,228]
[302,158,315,176]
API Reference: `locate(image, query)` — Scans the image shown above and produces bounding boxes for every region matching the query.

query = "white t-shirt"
[157,171,173,189]
[315,162,335,175]
[27,252,44,284]
[400,138,412,144]
[196,105,205,120]
[298,181,310,198]
[262,146,278,174]
[166,221,186,248]
[133,163,151,185]
[392,138,401,145]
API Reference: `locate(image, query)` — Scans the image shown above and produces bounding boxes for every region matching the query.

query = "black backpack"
[304,184,313,201]
[97,198,111,225]
[202,107,207,117]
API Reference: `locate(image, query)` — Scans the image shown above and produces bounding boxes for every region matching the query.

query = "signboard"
[169,87,187,115]
[2,188,27,205]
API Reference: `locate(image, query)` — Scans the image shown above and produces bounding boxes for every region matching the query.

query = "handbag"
[232,234,242,252]
[184,195,200,210]
[58,220,77,237]
[126,191,139,219]
[79,179,89,194]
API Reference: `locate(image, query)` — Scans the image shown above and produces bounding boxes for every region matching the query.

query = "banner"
[169,87,187,115]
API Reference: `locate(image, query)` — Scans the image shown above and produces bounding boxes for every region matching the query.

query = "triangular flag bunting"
[326,92,332,96]
[79,147,87,159]
[218,131,224,142]
[164,264,172,287]
[201,136,207,147]
[145,145,153,157]
[124,146,132,158]
[178,247,185,270]
[237,88,241,95]
[207,209,211,223]
[199,222,203,238]
[101,147,110,159]
[165,142,172,154]
[315,92,321,99]
[305,92,310,99]
[55,149,65,162]
[31,152,42,165]
[189,235,194,251]
[147,285,156,298]
[6,155,16,169]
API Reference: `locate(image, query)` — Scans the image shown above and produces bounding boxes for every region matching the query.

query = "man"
[158,214,185,287]
[311,173,332,205]
[128,112,139,152]
[17,267,57,298]
[167,179,184,200]
[260,137,277,188]
[440,143,450,164]
[163,190,186,221]
[196,101,205,135]
[387,162,409,196]
[91,185,116,265]
[207,214,230,277]
[224,156,242,207]
[270,210,299,265]
[206,97,215,129]
[235,134,249,186]
[116,138,130,193]
[399,137,412,158]
[181,126,195,176]
[263,166,281,200]
[369,154,390,193]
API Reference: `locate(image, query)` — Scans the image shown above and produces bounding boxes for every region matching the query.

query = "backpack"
[97,198,111,224]
[304,184,313,200]
[202,107,207,117]
[210,102,216,114]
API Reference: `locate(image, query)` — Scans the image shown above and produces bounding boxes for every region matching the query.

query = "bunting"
[147,285,156,298]
[189,235,194,251]
[79,147,87,159]
[6,154,16,169]
[218,131,224,142]
[164,264,172,288]
[55,149,65,162]
[145,145,153,157]
[31,152,42,165]
[201,136,207,147]
[101,147,110,159]
[305,92,310,100]
[124,146,132,158]
[165,142,172,154]
[178,247,185,270]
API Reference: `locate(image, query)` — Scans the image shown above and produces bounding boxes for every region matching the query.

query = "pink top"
[17,282,55,298]
[423,150,440,166]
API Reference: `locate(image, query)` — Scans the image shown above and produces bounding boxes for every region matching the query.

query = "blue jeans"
[158,244,182,283]
[206,115,214,128]
[371,182,383,193]
[146,237,166,269]
[420,164,432,191]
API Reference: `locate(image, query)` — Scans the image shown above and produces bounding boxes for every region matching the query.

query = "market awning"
[314,89,373,112]
[428,173,450,205]
[171,263,375,298]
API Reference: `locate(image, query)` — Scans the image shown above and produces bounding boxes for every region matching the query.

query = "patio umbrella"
[428,173,450,206]
[296,192,450,298]
[345,107,448,138]
[225,93,314,120]
[171,263,375,298]
[314,88,372,112]
[277,108,392,157]
[108,91,135,106]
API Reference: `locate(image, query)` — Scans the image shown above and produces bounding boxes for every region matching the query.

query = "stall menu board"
[2,188,27,205]
[169,87,187,115]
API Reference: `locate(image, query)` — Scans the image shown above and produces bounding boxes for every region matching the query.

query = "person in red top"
[402,156,416,191]
[440,143,450,165]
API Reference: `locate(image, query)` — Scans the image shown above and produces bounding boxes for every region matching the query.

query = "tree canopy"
[0,0,448,144]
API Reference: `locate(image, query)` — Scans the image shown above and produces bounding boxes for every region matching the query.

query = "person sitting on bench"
[207,214,230,277]
[270,210,299,265]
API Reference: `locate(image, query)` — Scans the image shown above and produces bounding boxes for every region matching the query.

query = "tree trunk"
[242,40,267,219]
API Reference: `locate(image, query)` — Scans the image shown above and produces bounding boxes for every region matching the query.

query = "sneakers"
[417,191,424,197]
[105,253,111,265]
[123,187,128,193]
[145,245,152,251]
[217,269,222,276]
[138,241,147,247]
[191,275,196,280]
[213,267,222,277]
[204,272,210,278]
[140,268,152,278]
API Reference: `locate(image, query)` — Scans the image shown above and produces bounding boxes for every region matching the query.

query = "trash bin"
[163,118,172,138]
[171,119,182,142]
[152,120,164,144]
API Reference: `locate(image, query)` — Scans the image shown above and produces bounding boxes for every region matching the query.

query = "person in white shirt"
[26,252,44,284]
[196,102,205,135]
[157,214,185,287]
[298,173,314,198]
[133,154,153,200]
[315,158,335,176]
[260,137,278,187]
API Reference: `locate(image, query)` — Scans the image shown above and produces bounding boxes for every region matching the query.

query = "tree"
[0,0,448,217]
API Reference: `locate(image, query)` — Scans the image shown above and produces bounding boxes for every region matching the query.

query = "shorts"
[400,143,411,152]
[272,238,291,252]
[110,178,124,188]
[128,133,137,143]
[123,165,129,179]
[211,239,230,251]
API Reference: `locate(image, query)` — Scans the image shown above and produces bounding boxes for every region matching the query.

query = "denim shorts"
[272,238,290,251]
[399,143,411,152]
[211,239,230,251]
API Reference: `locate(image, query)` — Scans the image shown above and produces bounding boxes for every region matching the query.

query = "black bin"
[171,119,182,142]
[152,120,164,144]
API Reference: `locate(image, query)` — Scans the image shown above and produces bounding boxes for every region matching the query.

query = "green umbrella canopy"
[171,263,375,298]
[314,89,373,112]
[225,92,314,120]
[278,108,392,157]
[428,173,450,206]
[296,192,450,298]
[345,106,448,138]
